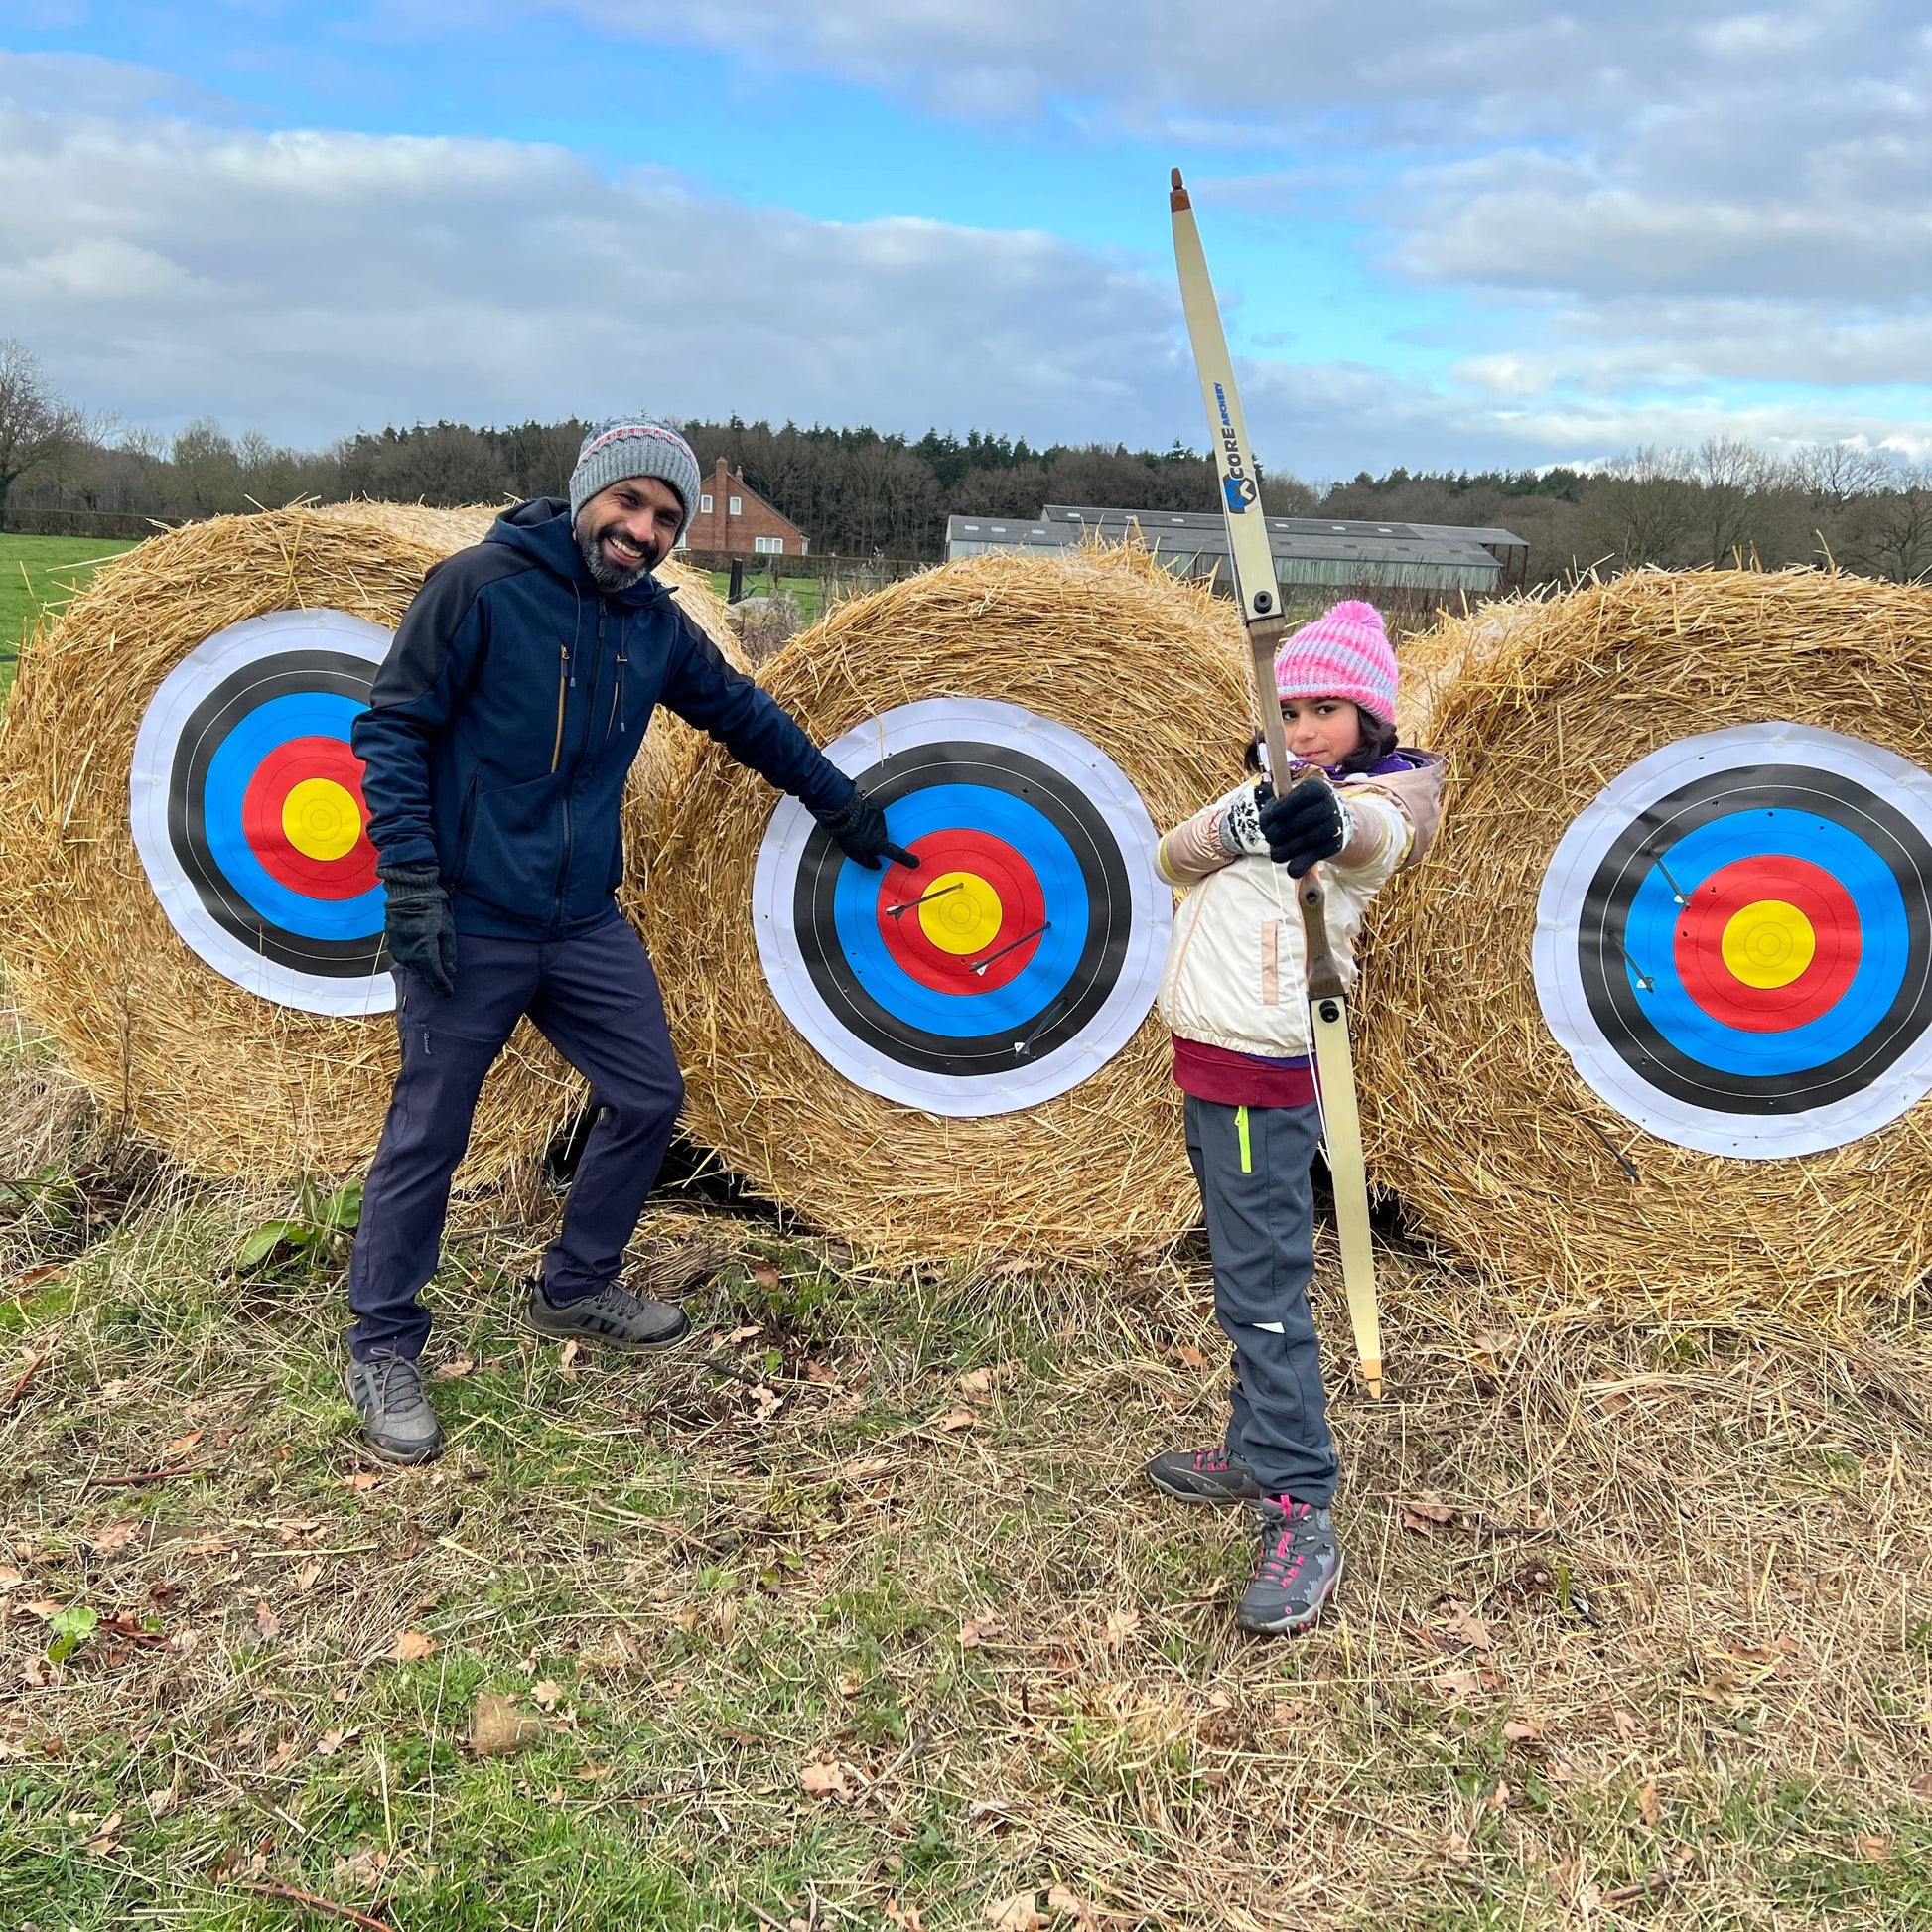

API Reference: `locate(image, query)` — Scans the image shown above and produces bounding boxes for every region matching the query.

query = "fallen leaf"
[558,1340,580,1381]
[1399,1497,1458,1531]
[1046,1884,1100,1929]
[799,1757,853,1801]
[1436,1666,1503,1700]
[958,1368,994,1397]
[752,1264,781,1290]
[432,1356,475,1382]
[1438,1602,1493,1652]
[88,1521,141,1556]
[81,1811,123,1855]
[1502,1716,1541,1743]
[162,1431,204,1456]
[1910,1771,1932,1802]
[471,1694,544,1757]
[390,1629,437,1663]
[144,1786,176,1818]
[530,1678,564,1710]
[1612,1710,1641,1742]
[985,1892,1045,1932]
[1443,1829,1473,1866]
[1271,1697,1306,1724]
[181,1534,229,1556]
[20,1599,63,1620]
[0,1566,25,1589]
[314,1728,352,1757]
[574,1759,611,1781]
[272,1519,325,1544]
[1102,1607,1142,1649]
[265,1738,296,1772]
[803,1359,839,1385]
[1168,1343,1206,1370]
[713,1599,738,1637]
[672,1605,701,1633]
[959,1615,1005,1649]
[840,1454,895,1480]
[932,1407,977,1434]
[885,1900,926,1932]
[1637,1777,1661,1827]
[750,1383,783,1418]
[253,1599,280,1640]
[97,1378,132,1400]
[725,1324,762,1344]
[836,1671,864,1696]
[293,1562,323,1594]
[1855,1832,1891,1861]
[345,1472,381,1492]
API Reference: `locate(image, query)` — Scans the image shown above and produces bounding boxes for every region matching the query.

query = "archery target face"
[130,608,396,1016]
[754,698,1171,1116]
[1534,723,1932,1158]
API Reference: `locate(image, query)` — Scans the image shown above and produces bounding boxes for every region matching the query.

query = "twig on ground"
[230,1879,390,1930]
[3,1352,47,1411]
[85,1461,206,1488]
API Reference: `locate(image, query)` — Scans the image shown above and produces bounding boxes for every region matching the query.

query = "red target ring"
[240,736,378,900]
[876,829,1047,993]
[1673,854,1861,1033]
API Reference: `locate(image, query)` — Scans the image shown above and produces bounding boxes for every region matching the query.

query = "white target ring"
[754,698,1172,1116]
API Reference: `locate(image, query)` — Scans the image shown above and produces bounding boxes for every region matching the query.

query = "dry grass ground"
[7,1004,1932,1929]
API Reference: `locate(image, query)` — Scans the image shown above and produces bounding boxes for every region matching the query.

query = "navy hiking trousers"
[345,919,684,1362]
[1184,1094,1338,1505]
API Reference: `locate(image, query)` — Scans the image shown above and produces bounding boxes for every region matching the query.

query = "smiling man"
[342,416,914,1464]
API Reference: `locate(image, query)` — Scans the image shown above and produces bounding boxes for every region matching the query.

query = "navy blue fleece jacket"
[351,497,855,941]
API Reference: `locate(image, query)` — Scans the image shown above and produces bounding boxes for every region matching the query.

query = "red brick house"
[680,458,811,557]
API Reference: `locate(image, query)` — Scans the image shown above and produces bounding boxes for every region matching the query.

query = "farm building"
[945,503,1529,597]
[681,457,812,557]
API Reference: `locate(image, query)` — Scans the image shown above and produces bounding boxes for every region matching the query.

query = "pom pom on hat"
[1273,599,1398,725]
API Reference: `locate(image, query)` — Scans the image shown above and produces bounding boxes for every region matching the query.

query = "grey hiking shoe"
[1237,1496,1344,1636]
[345,1350,443,1465]
[1146,1443,1263,1503]
[524,1274,692,1349]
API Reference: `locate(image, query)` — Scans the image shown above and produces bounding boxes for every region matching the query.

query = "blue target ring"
[1621,810,1906,1077]
[201,692,386,943]
[828,785,1090,1037]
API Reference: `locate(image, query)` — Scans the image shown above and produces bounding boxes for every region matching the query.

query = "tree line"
[6,337,1932,583]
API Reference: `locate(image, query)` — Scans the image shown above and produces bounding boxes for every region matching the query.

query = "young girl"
[1148,600,1443,1635]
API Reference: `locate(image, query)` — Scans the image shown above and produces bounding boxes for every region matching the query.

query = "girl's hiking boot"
[1238,1496,1343,1635]
[524,1274,692,1349]
[1145,1444,1263,1503]
[345,1350,443,1465]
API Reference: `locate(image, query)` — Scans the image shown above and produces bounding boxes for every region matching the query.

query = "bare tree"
[0,339,87,528]
[1789,441,1895,511]
[1688,435,1775,566]
[1586,447,1697,568]
[1846,469,1932,582]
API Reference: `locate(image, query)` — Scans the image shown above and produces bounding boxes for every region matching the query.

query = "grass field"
[0,534,139,694]
[6,1008,1932,1930]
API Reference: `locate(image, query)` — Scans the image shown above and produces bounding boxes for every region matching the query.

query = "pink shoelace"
[1258,1498,1315,1586]
[1190,1445,1237,1474]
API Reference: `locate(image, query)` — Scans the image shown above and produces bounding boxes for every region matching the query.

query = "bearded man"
[342,417,912,1463]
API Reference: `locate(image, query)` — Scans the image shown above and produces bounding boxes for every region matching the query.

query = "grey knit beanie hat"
[568,416,702,534]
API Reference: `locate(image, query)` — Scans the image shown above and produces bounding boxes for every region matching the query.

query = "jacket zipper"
[550,642,569,773]
[550,600,606,935]
[604,621,627,746]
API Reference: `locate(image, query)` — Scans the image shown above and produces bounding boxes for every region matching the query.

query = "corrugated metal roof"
[945,513,1506,570]
[1036,504,1527,550]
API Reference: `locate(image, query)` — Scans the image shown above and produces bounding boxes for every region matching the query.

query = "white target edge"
[130,608,398,1017]
[1532,721,1932,1159]
[754,697,1172,1117]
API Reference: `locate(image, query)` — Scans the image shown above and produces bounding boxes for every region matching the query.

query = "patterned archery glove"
[378,862,459,997]
[1257,774,1352,878]
[813,787,920,872]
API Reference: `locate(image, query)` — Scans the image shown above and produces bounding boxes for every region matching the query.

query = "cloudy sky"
[5,1,1931,478]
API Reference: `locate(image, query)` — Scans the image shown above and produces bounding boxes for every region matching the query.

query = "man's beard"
[576,517,658,592]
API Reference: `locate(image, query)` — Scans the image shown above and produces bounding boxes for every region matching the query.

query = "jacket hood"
[485,496,671,609]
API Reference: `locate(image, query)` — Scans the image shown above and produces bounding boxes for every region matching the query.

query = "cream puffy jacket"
[1155,755,1445,1057]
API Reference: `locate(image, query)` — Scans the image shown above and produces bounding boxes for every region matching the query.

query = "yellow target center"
[282,778,363,863]
[919,872,1004,955]
[1721,898,1816,989]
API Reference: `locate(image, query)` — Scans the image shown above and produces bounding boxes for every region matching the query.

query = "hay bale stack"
[1358,566,1932,1322]
[628,545,1252,1261]
[0,503,740,1185]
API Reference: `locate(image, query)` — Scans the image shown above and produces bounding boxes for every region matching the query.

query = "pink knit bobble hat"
[1273,599,1398,725]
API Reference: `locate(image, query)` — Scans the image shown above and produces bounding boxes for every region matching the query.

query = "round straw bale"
[0,503,740,1186]
[626,545,1252,1261]
[1358,566,1932,1323]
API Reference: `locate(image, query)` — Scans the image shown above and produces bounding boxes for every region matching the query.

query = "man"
[343,416,913,1464]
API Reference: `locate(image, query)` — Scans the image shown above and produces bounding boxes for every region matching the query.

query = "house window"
[754,535,784,555]
[699,493,713,513]
[729,495,743,516]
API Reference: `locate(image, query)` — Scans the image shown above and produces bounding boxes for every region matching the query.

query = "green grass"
[704,570,828,625]
[10,1029,1932,1926]
[0,533,138,694]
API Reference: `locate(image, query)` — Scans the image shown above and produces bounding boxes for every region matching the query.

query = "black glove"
[378,862,459,997]
[814,787,920,872]
[1257,774,1348,878]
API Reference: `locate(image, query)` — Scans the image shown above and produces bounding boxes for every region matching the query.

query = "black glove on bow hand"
[1257,774,1349,879]
[378,862,460,997]
[814,788,920,872]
